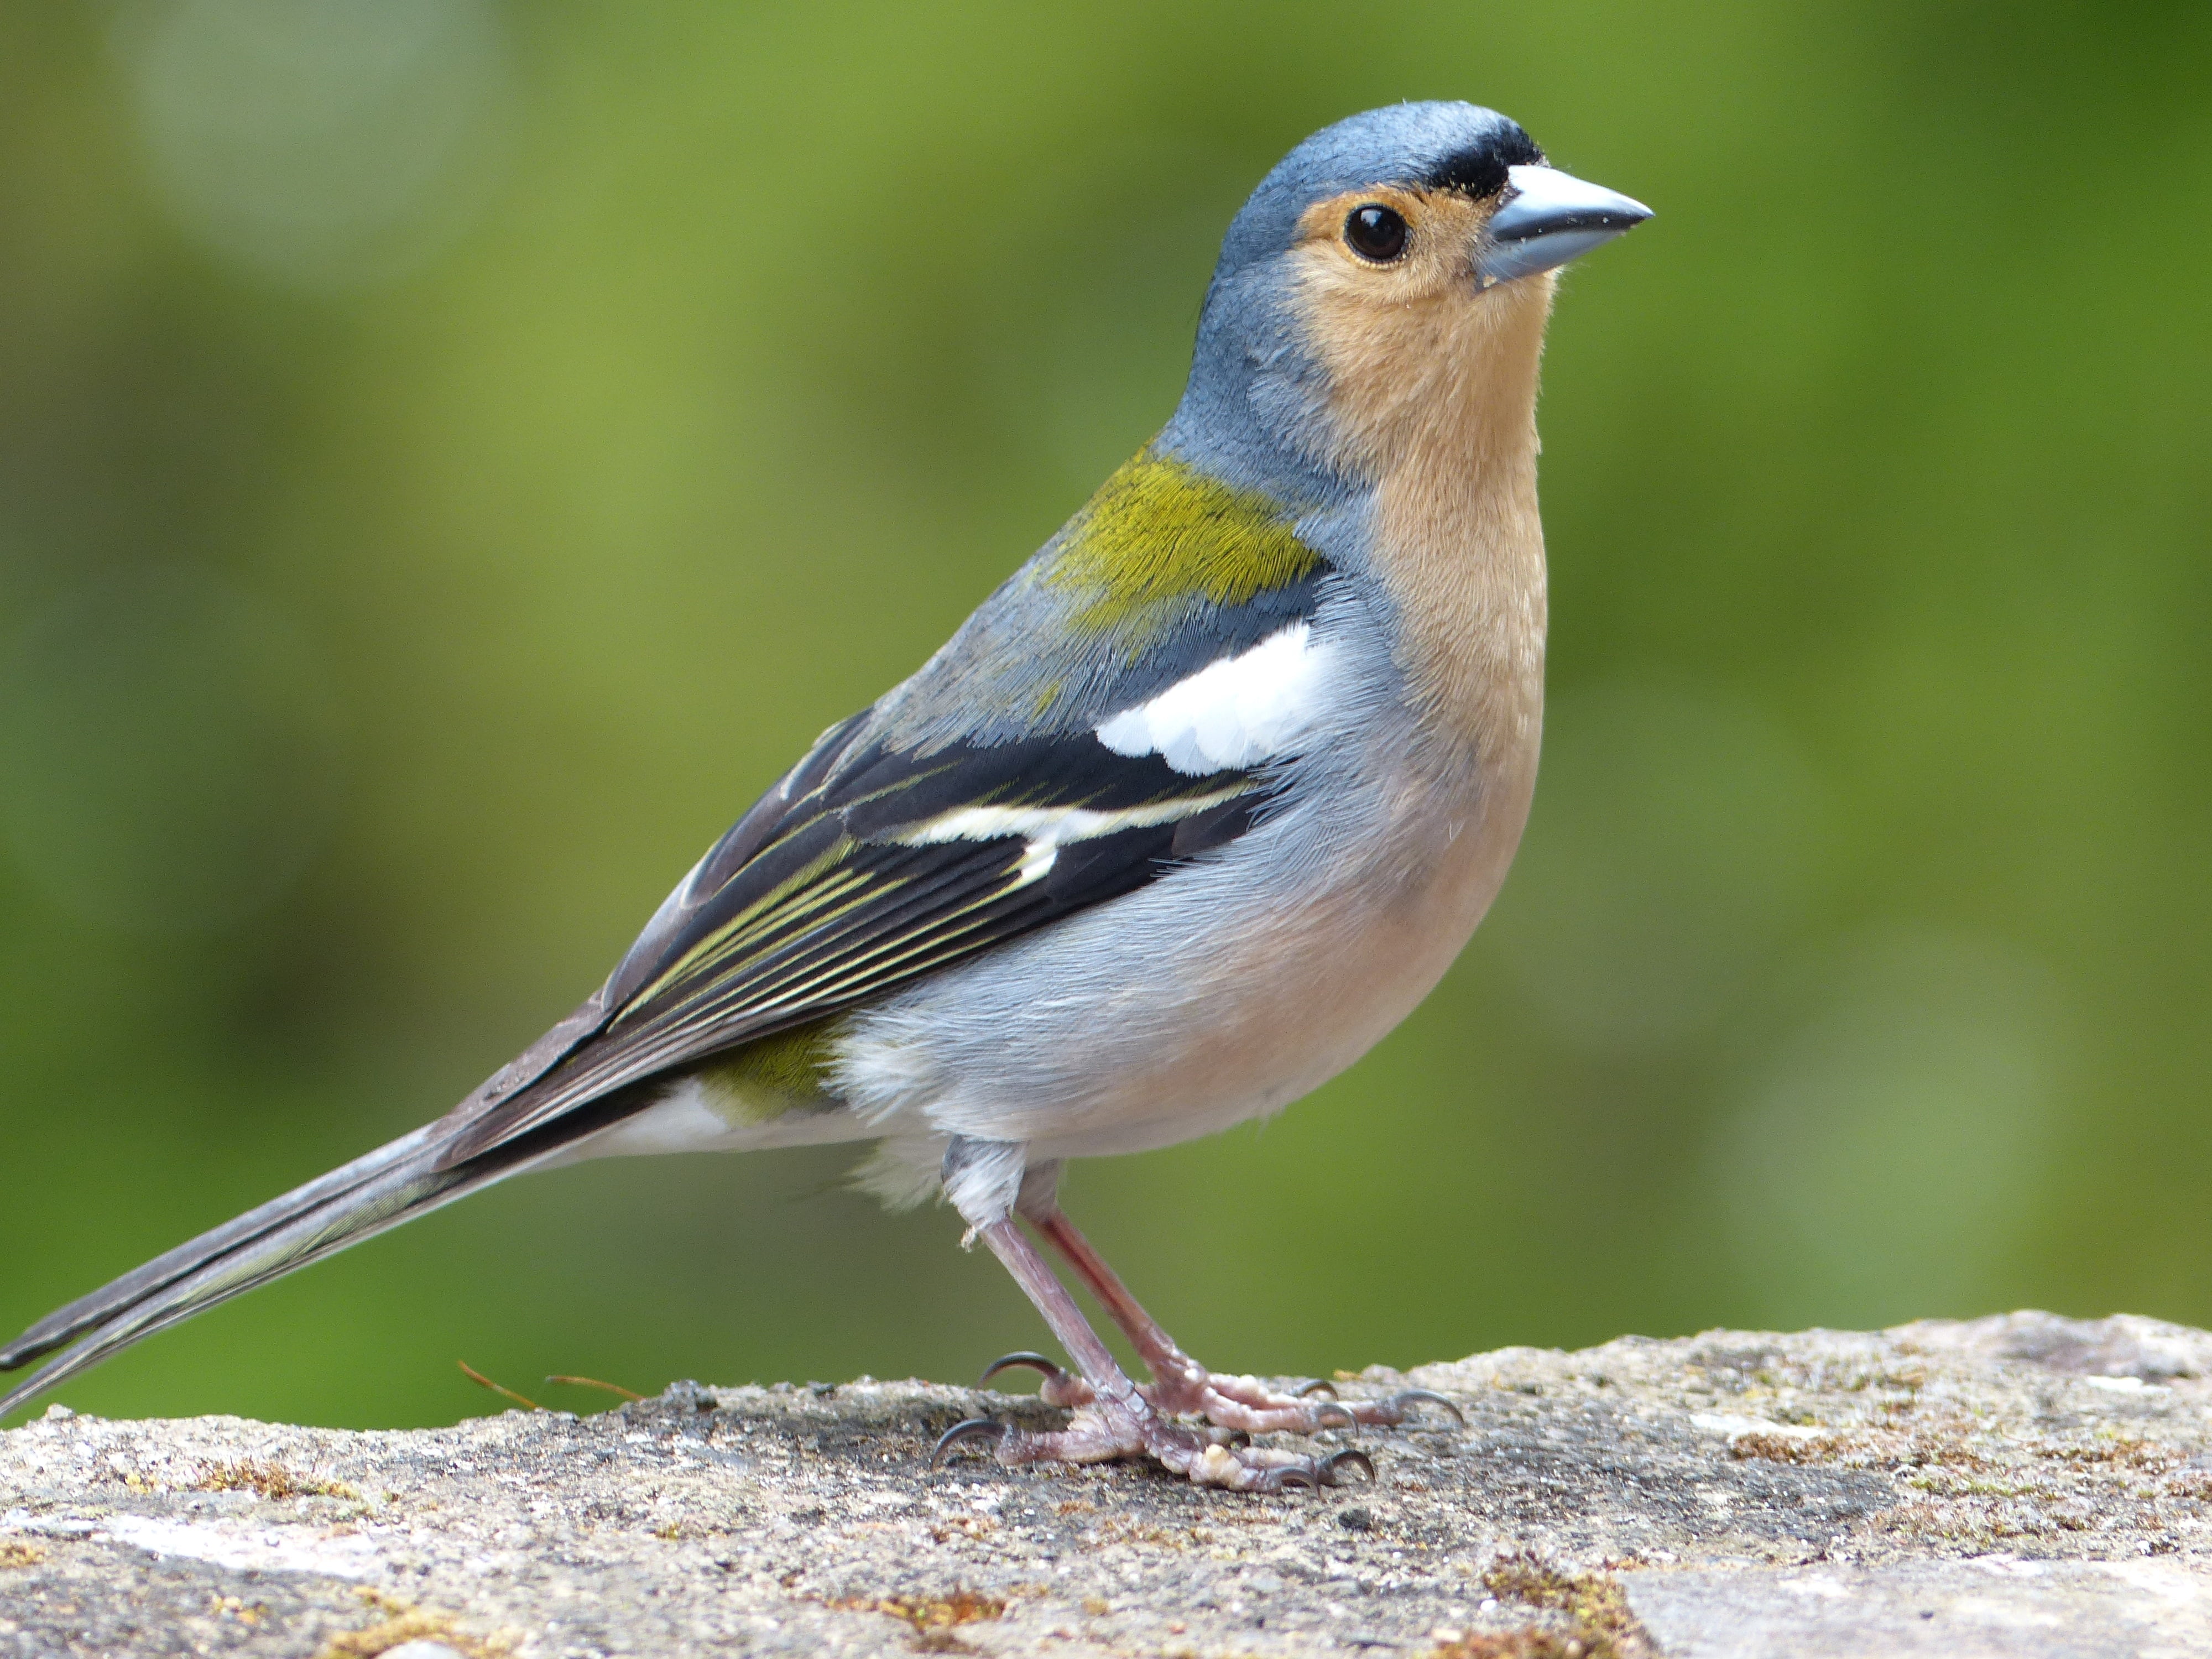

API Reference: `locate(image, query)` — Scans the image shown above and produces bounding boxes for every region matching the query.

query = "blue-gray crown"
[1214,103,1543,275]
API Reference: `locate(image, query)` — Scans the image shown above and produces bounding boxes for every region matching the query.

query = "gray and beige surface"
[3,1312,2206,1656]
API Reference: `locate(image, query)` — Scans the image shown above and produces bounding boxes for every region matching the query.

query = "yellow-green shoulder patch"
[1047,453,1319,640]
[692,1016,839,1125]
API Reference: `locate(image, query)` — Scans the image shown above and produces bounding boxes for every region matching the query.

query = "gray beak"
[1475,164,1652,288]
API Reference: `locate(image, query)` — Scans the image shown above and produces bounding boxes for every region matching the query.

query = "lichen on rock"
[1,1312,2207,1656]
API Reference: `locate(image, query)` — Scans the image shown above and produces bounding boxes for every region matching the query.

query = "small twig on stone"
[457,1361,541,1412]
[545,1374,646,1403]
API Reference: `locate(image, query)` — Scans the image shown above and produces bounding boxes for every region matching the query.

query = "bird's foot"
[1146,1363,1465,1435]
[977,1350,1463,1436]
[935,1398,1375,1491]
[978,1350,1092,1409]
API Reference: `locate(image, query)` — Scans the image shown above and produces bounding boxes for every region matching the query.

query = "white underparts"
[940,1136,1029,1227]
[561,1084,745,1159]
[1094,622,1332,775]
[558,1077,865,1165]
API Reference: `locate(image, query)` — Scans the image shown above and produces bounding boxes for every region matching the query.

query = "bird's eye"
[1344,204,1408,263]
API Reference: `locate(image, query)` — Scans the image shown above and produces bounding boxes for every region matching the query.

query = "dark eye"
[1344,204,1408,262]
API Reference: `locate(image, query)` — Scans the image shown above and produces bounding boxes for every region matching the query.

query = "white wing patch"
[874,627,1329,886]
[1094,623,1331,775]
[893,791,1249,885]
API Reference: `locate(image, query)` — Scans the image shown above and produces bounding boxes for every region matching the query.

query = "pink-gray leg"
[935,1219,1370,1491]
[991,1203,1462,1437]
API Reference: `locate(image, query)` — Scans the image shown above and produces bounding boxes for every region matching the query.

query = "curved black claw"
[1271,1464,1321,1491]
[1385,1387,1466,1427]
[1296,1378,1340,1399]
[1323,1448,1378,1484]
[977,1351,1067,1388]
[932,1417,1008,1468]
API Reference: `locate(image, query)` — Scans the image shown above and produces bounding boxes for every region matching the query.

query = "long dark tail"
[1,999,643,1420]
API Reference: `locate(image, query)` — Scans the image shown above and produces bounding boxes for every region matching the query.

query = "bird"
[0,102,1648,1490]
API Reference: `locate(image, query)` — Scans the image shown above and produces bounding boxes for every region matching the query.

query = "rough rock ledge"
[3,1312,2210,1657]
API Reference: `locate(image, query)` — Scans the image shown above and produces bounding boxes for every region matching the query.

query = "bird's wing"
[0,447,1341,1410]
[440,447,1345,1165]
[0,685,1296,1395]
[0,638,1316,1404]
[436,715,1277,1164]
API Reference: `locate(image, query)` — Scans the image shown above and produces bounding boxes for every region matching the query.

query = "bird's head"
[1170,102,1650,490]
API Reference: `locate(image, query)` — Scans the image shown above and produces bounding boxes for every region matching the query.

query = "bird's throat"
[1301,271,1554,781]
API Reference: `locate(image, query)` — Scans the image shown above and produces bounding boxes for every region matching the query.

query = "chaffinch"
[2,102,1647,1489]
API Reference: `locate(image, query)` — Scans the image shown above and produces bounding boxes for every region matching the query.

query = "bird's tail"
[0,1074,639,1420]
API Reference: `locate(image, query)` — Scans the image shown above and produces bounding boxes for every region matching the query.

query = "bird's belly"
[830,742,1536,1157]
[1024,876,1480,1161]
[1036,790,1523,1159]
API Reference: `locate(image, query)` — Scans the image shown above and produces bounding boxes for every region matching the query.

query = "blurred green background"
[3,1,2209,1431]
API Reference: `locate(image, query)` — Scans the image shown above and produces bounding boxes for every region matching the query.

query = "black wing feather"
[441,726,1271,1164]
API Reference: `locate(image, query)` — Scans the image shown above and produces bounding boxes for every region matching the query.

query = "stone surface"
[2,1312,2209,1656]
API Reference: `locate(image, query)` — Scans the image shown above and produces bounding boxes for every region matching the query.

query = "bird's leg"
[935,1140,1368,1490]
[940,1218,1371,1490]
[1018,1198,1462,1438]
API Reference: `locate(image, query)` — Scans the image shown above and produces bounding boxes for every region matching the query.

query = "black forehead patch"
[1422,123,1545,197]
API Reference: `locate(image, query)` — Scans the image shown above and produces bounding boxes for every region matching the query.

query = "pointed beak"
[1475,164,1652,288]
